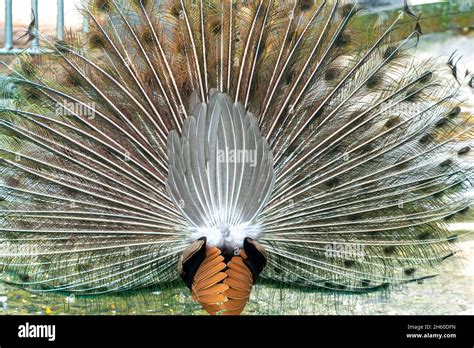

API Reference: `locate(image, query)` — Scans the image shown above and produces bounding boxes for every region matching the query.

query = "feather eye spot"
[384,117,399,128]
[325,177,339,188]
[141,30,154,46]
[366,75,381,88]
[132,0,148,7]
[444,212,457,221]
[299,0,314,12]
[19,274,31,282]
[343,260,356,268]
[323,281,333,288]
[5,177,20,188]
[347,213,361,221]
[94,0,111,12]
[439,159,452,168]
[142,71,155,87]
[170,4,181,18]
[419,72,433,83]
[419,134,431,144]
[340,3,357,17]
[20,61,37,78]
[435,117,448,127]
[65,73,82,87]
[324,68,339,81]
[418,231,431,240]
[383,246,396,255]
[336,32,352,46]
[405,90,420,102]
[285,70,295,84]
[448,106,461,118]
[457,146,470,156]
[76,263,93,272]
[54,40,73,53]
[210,20,222,35]
[404,268,416,276]
[361,143,375,153]
[89,33,105,49]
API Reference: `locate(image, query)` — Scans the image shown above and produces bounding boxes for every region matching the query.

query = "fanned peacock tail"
[0,0,473,315]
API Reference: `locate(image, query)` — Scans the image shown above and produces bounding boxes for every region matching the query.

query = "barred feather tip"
[0,0,472,315]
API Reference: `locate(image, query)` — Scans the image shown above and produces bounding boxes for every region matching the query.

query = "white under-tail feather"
[166,90,275,252]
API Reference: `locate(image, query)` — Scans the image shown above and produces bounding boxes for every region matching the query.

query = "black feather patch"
[243,237,267,284]
[404,0,417,19]
[414,17,423,36]
[179,237,207,290]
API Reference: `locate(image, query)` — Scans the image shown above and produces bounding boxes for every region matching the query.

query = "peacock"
[0,0,473,315]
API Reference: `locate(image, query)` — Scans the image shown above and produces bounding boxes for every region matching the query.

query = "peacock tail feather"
[0,0,473,315]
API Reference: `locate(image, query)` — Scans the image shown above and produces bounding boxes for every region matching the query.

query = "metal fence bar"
[82,0,89,33]
[3,0,13,50]
[57,0,65,41]
[0,0,91,55]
